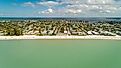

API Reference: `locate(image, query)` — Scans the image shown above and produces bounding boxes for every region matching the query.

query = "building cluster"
[0,19,121,36]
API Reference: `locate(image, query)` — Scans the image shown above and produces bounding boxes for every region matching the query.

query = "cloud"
[66,9,82,14]
[22,0,121,16]
[59,0,86,5]
[40,8,54,14]
[23,2,35,7]
[61,0,120,14]
[88,5,118,13]
[87,0,115,4]
[63,5,87,14]
[37,1,59,7]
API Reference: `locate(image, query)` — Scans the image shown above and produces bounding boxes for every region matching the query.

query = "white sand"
[0,35,121,40]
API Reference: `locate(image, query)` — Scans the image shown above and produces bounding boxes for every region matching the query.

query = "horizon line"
[1,16,121,18]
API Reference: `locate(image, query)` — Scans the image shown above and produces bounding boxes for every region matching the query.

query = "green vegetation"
[0,20,121,36]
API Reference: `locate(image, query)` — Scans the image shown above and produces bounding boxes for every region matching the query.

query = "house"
[92,31,99,35]
[87,31,93,35]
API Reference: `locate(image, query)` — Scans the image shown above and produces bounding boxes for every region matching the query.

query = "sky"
[0,0,121,17]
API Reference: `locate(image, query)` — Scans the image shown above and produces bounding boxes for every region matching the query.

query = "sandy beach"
[0,35,121,40]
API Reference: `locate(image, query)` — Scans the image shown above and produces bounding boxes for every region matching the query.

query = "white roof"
[92,31,99,34]
[87,31,92,34]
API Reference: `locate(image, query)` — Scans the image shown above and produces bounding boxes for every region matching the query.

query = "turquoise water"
[0,40,121,68]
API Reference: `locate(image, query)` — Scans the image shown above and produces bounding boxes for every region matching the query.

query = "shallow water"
[0,40,121,68]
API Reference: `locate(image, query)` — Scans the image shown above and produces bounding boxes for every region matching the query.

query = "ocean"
[0,17,121,21]
[0,40,121,68]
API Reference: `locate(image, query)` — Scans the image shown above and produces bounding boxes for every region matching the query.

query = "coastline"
[0,35,121,40]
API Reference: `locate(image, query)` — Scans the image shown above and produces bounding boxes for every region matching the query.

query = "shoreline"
[0,35,121,40]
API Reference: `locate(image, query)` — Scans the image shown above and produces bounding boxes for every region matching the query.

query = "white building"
[87,31,93,35]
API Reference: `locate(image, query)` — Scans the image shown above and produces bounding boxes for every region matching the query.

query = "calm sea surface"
[0,40,121,68]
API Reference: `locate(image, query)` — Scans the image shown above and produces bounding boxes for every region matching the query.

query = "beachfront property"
[0,18,121,37]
